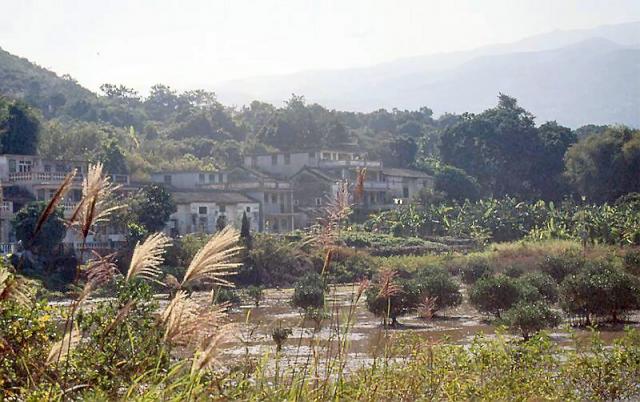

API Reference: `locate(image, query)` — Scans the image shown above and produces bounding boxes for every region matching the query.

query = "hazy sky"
[2,0,639,93]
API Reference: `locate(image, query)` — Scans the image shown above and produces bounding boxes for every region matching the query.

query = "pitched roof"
[171,190,256,204]
[382,168,433,179]
[291,167,339,182]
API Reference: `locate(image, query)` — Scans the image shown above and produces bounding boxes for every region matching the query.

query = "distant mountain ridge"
[215,21,640,127]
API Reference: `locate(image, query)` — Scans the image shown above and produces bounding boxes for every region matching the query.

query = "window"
[198,206,208,215]
[8,160,16,173]
[199,173,205,183]
[209,173,216,183]
[74,166,82,173]
[264,193,269,203]
[44,165,52,173]
[37,189,45,200]
[251,156,257,167]
[55,164,65,172]
[322,152,331,160]
[246,206,251,212]
[18,160,32,173]
[284,153,290,165]
[315,198,322,206]
[164,175,172,185]
[403,187,409,198]
[271,155,278,165]
[308,152,315,158]
[219,205,226,213]
[218,173,224,183]
[271,194,277,203]
[294,199,299,205]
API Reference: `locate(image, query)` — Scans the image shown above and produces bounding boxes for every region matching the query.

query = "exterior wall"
[244,152,314,178]
[168,201,259,236]
[150,171,227,189]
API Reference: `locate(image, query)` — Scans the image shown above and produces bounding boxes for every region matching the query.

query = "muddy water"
[203,285,639,371]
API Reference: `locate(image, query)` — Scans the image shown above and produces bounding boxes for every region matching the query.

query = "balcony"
[9,171,84,184]
[317,160,382,169]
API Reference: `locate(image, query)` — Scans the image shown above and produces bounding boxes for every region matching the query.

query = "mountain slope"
[216,22,640,127]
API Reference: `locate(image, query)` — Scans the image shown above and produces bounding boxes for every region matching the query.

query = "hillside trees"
[564,126,640,202]
[0,98,40,154]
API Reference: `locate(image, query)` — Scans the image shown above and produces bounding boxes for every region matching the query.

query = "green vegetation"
[291,271,328,311]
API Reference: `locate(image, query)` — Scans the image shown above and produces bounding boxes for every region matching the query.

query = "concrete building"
[166,190,259,236]
[0,154,134,253]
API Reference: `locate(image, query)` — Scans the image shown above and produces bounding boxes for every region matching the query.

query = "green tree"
[129,185,176,233]
[98,138,129,174]
[12,201,65,255]
[434,165,480,201]
[565,126,640,202]
[0,99,40,155]
[415,269,462,314]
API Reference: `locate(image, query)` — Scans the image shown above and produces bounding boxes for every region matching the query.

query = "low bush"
[469,275,521,318]
[366,269,423,326]
[623,249,640,276]
[291,272,328,310]
[538,251,583,282]
[501,301,561,340]
[518,272,559,304]
[415,268,462,315]
[460,258,493,284]
[559,260,640,324]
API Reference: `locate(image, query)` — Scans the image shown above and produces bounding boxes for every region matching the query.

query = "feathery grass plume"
[47,324,81,365]
[180,226,243,289]
[355,278,370,304]
[307,180,353,250]
[0,266,33,307]
[126,232,172,282]
[161,291,226,346]
[102,299,136,337]
[33,169,76,241]
[85,251,120,288]
[69,162,124,241]
[354,167,367,204]
[378,268,401,299]
[190,325,232,375]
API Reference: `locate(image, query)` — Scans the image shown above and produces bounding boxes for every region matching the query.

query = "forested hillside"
[0,46,638,203]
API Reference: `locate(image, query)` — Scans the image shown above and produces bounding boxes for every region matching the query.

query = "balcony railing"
[317,160,382,168]
[201,181,291,190]
[0,243,16,254]
[8,171,84,183]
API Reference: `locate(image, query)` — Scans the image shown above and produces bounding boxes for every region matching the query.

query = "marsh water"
[201,285,639,372]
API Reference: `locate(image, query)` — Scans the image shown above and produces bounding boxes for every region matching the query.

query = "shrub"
[271,325,293,352]
[212,287,241,306]
[323,247,375,283]
[623,250,640,276]
[460,258,493,284]
[560,260,640,324]
[291,272,328,310]
[518,272,559,304]
[245,285,264,307]
[538,251,583,282]
[415,269,462,314]
[469,275,521,318]
[240,234,312,286]
[365,270,423,326]
[501,301,561,340]
[504,265,524,278]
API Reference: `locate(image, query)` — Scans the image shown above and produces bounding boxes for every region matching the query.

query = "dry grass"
[46,324,81,365]
[0,266,33,307]
[161,291,226,346]
[33,169,76,241]
[126,232,172,283]
[377,268,401,299]
[190,325,233,375]
[180,226,243,289]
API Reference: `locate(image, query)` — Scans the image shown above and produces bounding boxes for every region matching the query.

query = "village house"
[0,154,135,254]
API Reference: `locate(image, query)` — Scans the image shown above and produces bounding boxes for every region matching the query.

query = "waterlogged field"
[165,285,640,372]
